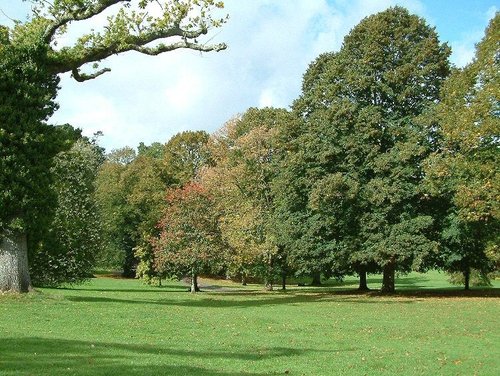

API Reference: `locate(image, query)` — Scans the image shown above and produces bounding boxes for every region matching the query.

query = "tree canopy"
[152,182,226,292]
[424,13,499,288]
[0,0,227,292]
[276,6,451,292]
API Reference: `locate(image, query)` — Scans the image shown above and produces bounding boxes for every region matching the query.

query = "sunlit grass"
[0,272,499,375]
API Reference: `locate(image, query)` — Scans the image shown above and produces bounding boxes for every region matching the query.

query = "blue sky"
[0,0,498,151]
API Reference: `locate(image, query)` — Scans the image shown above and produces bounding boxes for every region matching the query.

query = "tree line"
[1,4,498,293]
[97,7,499,292]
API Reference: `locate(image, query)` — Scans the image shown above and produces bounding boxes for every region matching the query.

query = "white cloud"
[258,89,275,108]
[164,70,204,110]
[450,42,477,68]
[47,0,432,151]
[2,0,495,151]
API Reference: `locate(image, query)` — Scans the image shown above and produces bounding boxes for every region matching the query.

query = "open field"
[1,272,499,375]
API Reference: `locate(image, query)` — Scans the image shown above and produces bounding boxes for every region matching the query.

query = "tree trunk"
[464,267,470,291]
[281,273,286,290]
[311,271,322,286]
[265,253,274,290]
[381,259,395,293]
[241,273,247,286]
[358,269,369,291]
[0,229,32,293]
[190,270,200,293]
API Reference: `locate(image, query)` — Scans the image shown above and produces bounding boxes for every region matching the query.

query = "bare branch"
[71,67,112,82]
[0,8,17,23]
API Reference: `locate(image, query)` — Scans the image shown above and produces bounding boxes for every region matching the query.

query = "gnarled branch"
[71,67,112,82]
[43,0,131,44]
[41,0,227,81]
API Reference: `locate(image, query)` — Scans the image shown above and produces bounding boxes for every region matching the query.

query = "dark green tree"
[95,148,136,272]
[29,138,105,286]
[96,146,170,277]
[276,7,450,292]
[0,26,66,292]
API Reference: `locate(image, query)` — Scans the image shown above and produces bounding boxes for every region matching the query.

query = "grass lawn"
[1,271,499,375]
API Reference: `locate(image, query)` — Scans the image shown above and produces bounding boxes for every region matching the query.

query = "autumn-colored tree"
[424,13,499,289]
[202,108,295,290]
[152,183,226,293]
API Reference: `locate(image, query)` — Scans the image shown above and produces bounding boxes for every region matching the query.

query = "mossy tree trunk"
[0,229,32,293]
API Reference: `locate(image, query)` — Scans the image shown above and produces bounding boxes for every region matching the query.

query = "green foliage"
[97,134,211,278]
[424,13,499,285]
[94,149,134,271]
[96,146,170,276]
[447,269,492,287]
[16,0,227,80]
[0,26,64,233]
[276,7,451,291]
[163,130,210,187]
[134,243,165,286]
[29,138,105,287]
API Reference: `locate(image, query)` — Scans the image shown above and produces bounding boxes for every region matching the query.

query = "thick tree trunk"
[358,269,369,291]
[241,273,247,286]
[0,229,32,293]
[381,260,396,293]
[190,270,200,293]
[464,268,470,291]
[310,271,322,286]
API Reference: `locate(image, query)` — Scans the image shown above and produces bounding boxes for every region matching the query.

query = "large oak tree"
[0,0,226,292]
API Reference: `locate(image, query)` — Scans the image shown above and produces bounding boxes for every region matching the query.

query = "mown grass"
[0,272,499,375]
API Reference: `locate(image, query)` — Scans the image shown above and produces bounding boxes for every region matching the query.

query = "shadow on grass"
[0,337,337,376]
[53,283,189,294]
[64,289,424,308]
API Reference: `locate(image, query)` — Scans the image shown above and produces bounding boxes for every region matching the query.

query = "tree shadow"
[0,337,341,376]
[64,289,421,308]
[53,283,188,294]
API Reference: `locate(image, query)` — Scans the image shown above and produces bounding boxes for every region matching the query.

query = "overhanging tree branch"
[39,0,227,81]
[72,67,112,82]
[43,0,131,44]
